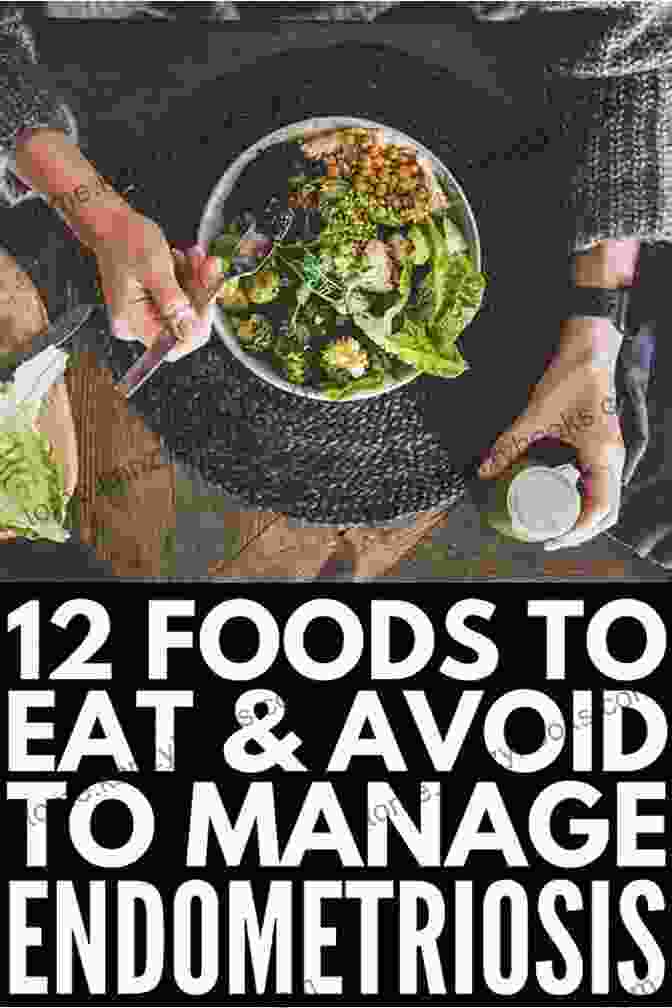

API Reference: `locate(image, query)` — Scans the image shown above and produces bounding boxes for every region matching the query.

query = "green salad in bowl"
[202,119,486,402]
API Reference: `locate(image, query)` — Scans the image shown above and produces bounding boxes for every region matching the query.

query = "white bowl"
[198,116,482,403]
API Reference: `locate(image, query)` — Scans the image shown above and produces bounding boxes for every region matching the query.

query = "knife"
[0,303,97,384]
[117,326,182,400]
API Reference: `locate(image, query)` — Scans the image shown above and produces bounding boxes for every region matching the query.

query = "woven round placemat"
[83,41,506,525]
[101,331,467,526]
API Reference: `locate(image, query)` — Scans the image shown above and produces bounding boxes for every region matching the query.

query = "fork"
[213,208,295,291]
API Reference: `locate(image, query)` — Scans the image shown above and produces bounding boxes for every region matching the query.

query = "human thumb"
[478,414,549,481]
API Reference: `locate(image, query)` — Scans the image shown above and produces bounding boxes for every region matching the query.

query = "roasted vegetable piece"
[275,329,310,386]
[217,278,250,311]
[236,314,275,353]
[247,269,281,305]
[321,337,370,379]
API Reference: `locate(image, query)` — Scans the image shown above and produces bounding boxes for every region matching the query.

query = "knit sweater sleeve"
[538,1,672,252]
[0,3,78,207]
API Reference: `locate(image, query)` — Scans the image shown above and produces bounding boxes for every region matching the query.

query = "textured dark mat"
[94,325,468,526]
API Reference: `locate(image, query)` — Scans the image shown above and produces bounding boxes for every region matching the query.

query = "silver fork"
[215,209,295,289]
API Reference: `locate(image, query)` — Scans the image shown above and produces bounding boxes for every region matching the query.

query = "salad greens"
[0,386,70,542]
[212,137,486,400]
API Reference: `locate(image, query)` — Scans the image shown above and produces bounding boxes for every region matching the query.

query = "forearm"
[13,128,128,248]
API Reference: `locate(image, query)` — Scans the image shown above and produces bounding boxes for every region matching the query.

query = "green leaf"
[321,372,387,401]
[209,234,240,259]
[442,216,469,255]
[351,255,466,379]
[0,390,71,542]
[410,216,485,355]
[387,319,468,378]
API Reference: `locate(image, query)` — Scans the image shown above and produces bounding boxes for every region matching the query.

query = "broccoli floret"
[302,299,336,333]
[283,350,308,386]
[275,329,309,386]
[217,278,250,312]
[236,314,275,353]
[321,364,352,388]
[331,243,362,279]
[247,269,281,305]
[321,337,370,379]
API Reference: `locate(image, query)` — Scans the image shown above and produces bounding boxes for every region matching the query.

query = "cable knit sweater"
[0,1,670,253]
